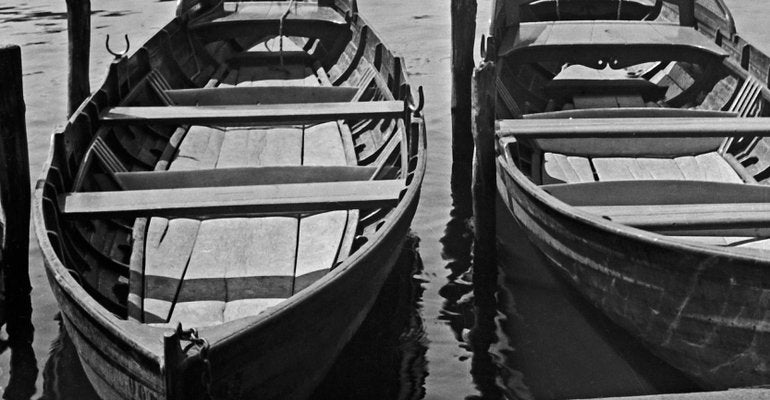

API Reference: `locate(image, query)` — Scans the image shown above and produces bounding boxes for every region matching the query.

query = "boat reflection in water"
[311,233,428,400]
[37,234,428,400]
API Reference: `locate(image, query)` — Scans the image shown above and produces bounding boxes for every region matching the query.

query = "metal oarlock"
[410,86,425,116]
[106,34,130,59]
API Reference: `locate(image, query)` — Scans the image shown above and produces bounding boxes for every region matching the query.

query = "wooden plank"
[219,217,297,320]
[591,153,742,183]
[141,219,200,323]
[101,101,405,125]
[60,180,405,219]
[115,165,380,190]
[499,21,727,58]
[302,122,348,166]
[578,202,770,236]
[191,2,347,43]
[216,127,302,168]
[294,115,349,293]
[523,108,737,120]
[166,125,224,170]
[542,153,594,184]
[535,137,724,157]
[497,117,770,139]
[542,180,770,207]
[294,211,347,293]
[165,86,358,106]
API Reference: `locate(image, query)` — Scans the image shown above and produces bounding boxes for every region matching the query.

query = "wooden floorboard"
[129,51,374,326]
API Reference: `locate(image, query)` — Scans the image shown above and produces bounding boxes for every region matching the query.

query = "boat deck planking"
[128,39,367,327]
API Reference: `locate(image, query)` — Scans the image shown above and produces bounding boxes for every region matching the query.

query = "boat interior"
[495,3,770,251]
[39,1,421,327]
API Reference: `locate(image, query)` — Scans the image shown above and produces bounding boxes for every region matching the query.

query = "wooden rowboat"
[32,1,425,399]
[488,0,770,390]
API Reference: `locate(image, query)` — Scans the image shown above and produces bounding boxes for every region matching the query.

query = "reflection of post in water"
[39,314,99,400]
[310,233,428,400]
[0,45,37,400]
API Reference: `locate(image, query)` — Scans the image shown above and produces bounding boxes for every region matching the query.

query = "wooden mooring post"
[66,0,91,117]
[451,0,478,213]
[0,45,32,346]
[471,59,497,289]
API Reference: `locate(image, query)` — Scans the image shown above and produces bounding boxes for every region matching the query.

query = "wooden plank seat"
[191,2,348,43]
[523,107,737,120]
[165,86,359,106]
[497,21,728,65]
[543,65,667,101]
[101,101,406,125]
[542,180,770,206]
[544,180,770,236]
[521,109,737,157]
[578,203,770,236]
[114,165,381,190]
[60,179,405,219]
[497,117,770,139]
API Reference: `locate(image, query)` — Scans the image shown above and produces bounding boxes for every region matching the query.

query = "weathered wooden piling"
[451,0,478,210]
[0,45,33,345]
[66,0,91,116]
[471,59,496,286]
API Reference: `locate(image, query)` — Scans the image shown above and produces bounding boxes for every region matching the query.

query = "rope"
[555,0,561,20]
[278,0,298,67]
[617,0,623,20]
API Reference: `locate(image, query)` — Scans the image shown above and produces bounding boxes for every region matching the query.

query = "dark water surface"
[0,0,765,399]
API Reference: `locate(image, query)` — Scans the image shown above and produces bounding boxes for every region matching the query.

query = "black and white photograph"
[0,0,769,399]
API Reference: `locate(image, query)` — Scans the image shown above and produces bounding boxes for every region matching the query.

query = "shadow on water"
[37,315,98,400]
[0,8,136,24]
[310,233,429,400]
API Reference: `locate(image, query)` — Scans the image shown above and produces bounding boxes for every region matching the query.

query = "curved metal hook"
[106,34,130,59]
[409,86,425,116]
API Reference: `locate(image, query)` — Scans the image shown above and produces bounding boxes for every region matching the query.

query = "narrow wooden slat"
[543,180,770,207]
[60,180,405,219]
[115,166,380,190]
[165,86,358,106]
[141,219,200,323]
[497,117,770,139]
[101,101,405,125]
[524,107,737,120]
[578,203,770,236]
[499,20,728,58]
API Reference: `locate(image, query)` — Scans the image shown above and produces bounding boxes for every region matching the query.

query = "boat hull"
[497,161,770,389]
